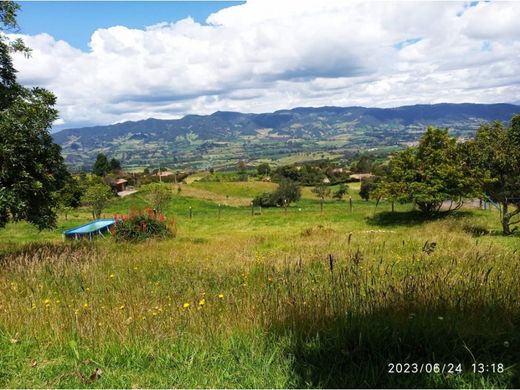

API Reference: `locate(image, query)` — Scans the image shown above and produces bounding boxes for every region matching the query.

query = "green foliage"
[253,180,301,207]
[350,154,374,173]
[359,176,379,201]
[139,183,173,213]
[57,176,84,219]
[109,157,121,172]
[82,183,112,219]
[113,214,172,242]
[0,2,69,230]
[469,117,520,234]
[311,184,331,200]
[92,153,110,177]
[237,160,247,173]
[274,161,349,186]
[257,163,271,176]
[376,127,480,216]
[333,183,348,200]
[58,176,83,209]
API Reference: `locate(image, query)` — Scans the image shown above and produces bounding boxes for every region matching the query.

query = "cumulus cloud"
[10,0,520,129]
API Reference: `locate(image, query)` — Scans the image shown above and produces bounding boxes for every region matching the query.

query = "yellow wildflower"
[83,303,89,308]
[198,298,205,306]
[109,274,115,278]
[183,303,190,308]
[218,294,224,299]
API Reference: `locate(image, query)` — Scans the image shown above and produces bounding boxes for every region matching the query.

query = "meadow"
[1,180,520,388]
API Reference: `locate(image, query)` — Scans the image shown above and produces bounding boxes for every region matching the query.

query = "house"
[322,177,331,184]
[349,173,375,181]
[157,171,174,178]
[114,178,128,192]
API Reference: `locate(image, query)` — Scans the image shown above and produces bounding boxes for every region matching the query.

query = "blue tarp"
[63,219,116,240]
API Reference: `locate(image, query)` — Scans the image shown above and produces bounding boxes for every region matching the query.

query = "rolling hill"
[53,103,520,170]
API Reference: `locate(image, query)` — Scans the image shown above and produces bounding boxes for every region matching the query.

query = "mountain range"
[53,103,520,170]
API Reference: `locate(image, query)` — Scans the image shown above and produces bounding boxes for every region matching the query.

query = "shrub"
[113,209,173,242]
[253,180,301,207]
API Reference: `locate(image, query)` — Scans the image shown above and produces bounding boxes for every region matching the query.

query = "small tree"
[57,176,84,220]
[257,163,271,176]
[237,160,247,173]
[109,157,121,172]
[274,179,301,205]
[333,183,348,200]
[312,184,331,213]
[92,153,110,177]
[359,177,379,201]
[83,183,112,219]
[253,180,301,207]
[140,183,173,213]
[470,117,520,235]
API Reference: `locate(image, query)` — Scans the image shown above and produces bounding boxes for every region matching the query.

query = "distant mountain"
[53,103,520,170]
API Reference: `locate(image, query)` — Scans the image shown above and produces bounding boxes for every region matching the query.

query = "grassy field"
[1,180,520,388]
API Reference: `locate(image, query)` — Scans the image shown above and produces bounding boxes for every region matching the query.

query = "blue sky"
[17,1,242,51]
[9,1,520,129]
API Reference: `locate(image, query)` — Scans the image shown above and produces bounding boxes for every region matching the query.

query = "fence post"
[251,201,254,216]
[189,206,192,219]
[349,196,353,213]
[218,203,221,219]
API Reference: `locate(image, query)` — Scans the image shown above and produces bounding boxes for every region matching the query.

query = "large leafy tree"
[0,1,69,229]
[376,127,480,216]
[469,117,520,235]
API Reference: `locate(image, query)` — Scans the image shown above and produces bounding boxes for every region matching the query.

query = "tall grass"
[1,212,519,387]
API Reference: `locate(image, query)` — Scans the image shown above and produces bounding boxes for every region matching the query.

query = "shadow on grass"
[366,210,474,228]
[269,305,520,388]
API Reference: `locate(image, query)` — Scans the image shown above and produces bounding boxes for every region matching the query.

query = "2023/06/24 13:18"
[388,363,505,374]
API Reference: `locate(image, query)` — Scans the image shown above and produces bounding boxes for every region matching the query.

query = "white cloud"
[10,0,520,129]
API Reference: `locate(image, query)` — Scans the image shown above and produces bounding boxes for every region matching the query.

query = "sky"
[8,0,520,130]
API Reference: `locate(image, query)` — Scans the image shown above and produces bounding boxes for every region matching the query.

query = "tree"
[237,160,247,173]
[257,163,271,176]
[359,177,379,201]
[470,117,520,235]
[109,157,121,172]
[253,180,301,207]
[0,2,69,229]
[83,183,112,219]
[92,153,110,177]
[57,176,84,220]
[140,183,173,213]
[351,154,374,173]
[333,183,348,200]
[312,184,331,213]
[376,127,480,216]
